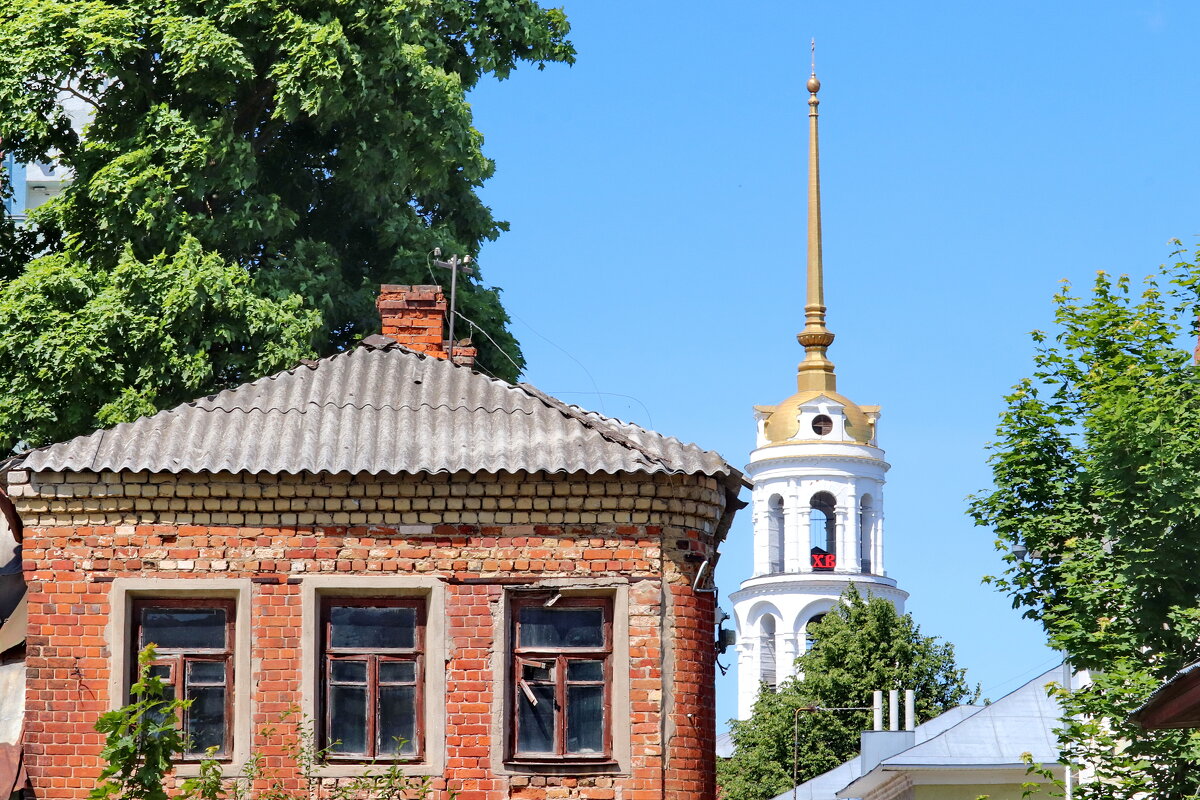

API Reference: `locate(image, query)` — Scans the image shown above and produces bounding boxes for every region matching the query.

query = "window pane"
[516,684,556,753]
[521,661,554,682]
[566,685,604,754]
[379,660,416,684]
[185,686,226,755]
[146,663,175,729]
[330,660,368,684]
[328,686,367,754]
[329,606,415,649]
[518,608,604,648]
[140,608,227,649]
[378,685,416,756]
[567,660,604,682]
[187,661,225,685]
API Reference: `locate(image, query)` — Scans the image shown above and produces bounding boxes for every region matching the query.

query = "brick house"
[6,286,744,799]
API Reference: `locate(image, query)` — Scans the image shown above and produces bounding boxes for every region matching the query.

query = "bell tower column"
[784,483,804,573]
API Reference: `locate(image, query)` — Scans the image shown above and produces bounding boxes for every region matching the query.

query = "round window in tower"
[811,414,834,436]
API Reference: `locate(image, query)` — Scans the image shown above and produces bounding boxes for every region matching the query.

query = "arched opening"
[805,613,826,652]
[809,492,836,571]
[859,494,874,574]
[767,495,785,574]
[760,615,777,689]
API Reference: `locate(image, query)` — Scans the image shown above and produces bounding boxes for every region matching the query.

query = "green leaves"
[0,238,320,450]
[717,588,977,800]
[92,647,188,800]
[0,0,570,450]
[971,249,1200,797]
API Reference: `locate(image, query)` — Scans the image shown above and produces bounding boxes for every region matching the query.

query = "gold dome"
[761,389,874,445]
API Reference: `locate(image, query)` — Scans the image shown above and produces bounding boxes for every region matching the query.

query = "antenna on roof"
[431,248,475,362]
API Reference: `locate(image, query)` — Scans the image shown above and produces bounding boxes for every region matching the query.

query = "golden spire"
[796,42,837,393]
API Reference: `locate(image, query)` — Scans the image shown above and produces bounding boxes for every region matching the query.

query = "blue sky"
[467,1,1200,730]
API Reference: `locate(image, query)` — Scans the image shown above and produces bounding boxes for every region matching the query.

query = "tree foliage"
[970,248,1200,798]
[0,0,573,451]
[92,647,188,800]
[717,587,977,800]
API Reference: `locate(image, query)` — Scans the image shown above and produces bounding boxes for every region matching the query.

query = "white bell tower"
[730,68,907,720]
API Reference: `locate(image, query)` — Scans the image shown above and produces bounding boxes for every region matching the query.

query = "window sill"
[314,762,438,778]
[173,760,239,779]
[502,758,624,776]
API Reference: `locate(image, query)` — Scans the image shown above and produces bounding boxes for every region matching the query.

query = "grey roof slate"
[22,341,737,480]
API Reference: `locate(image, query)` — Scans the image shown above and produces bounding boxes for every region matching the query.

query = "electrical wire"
[545,391,655,429]
[509,311,607,414]
[453,309,523,376]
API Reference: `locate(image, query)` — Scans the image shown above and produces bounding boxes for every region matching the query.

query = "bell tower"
[730,65,908,720]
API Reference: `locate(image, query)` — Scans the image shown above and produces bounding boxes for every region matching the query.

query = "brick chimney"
[376,285,477,367]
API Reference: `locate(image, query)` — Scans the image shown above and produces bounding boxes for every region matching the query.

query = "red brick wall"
[17,471,726,800]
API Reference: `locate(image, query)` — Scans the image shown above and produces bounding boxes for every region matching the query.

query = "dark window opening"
[805,614,826,652]
[321,598,424,761]
[811,414,834,436]
[133,599,234,759]
[809,492,837,571]
[511,596,612,760]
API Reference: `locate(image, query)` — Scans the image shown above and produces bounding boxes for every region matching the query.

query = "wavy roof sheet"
[22,339,736,479]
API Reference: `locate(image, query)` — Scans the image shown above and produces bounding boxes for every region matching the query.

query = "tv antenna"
[432,248,475,361]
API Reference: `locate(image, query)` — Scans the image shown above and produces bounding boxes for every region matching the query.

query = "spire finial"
[796,45,836,392]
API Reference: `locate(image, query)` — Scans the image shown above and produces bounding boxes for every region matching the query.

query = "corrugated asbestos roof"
[22,338,737,480]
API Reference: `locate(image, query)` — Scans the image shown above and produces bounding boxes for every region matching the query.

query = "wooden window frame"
[131,598,235,761]
[509,595,613,762]
[320,597,426,762]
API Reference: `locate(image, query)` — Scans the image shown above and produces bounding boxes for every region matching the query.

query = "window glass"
[329,685,368,754]
[566,685,604,754]
[379,660,416,684]
[331,660,368,684]
[187,686,226,753]
[133,600,234,759]
[378,685,417,755]
[567,660,604,682]
[518,607,604,648]
[140,608,226,649]
[329,606,416,649]
[517,685,556,753]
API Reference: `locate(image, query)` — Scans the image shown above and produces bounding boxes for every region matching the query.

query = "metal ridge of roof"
[20,340,739,481]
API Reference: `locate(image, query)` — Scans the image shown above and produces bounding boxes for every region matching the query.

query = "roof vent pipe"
[888,690,899,731]
[873,690,883,731]
[904,689,916,731]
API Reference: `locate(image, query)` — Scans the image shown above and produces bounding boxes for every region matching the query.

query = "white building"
[2,92,91,220]
[730,72,908,720]
[775,667,1065,800]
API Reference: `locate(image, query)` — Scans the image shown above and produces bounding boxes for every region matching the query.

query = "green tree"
[0,0,573,451]
[970,248,1200,799]
[717,587,977,800]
